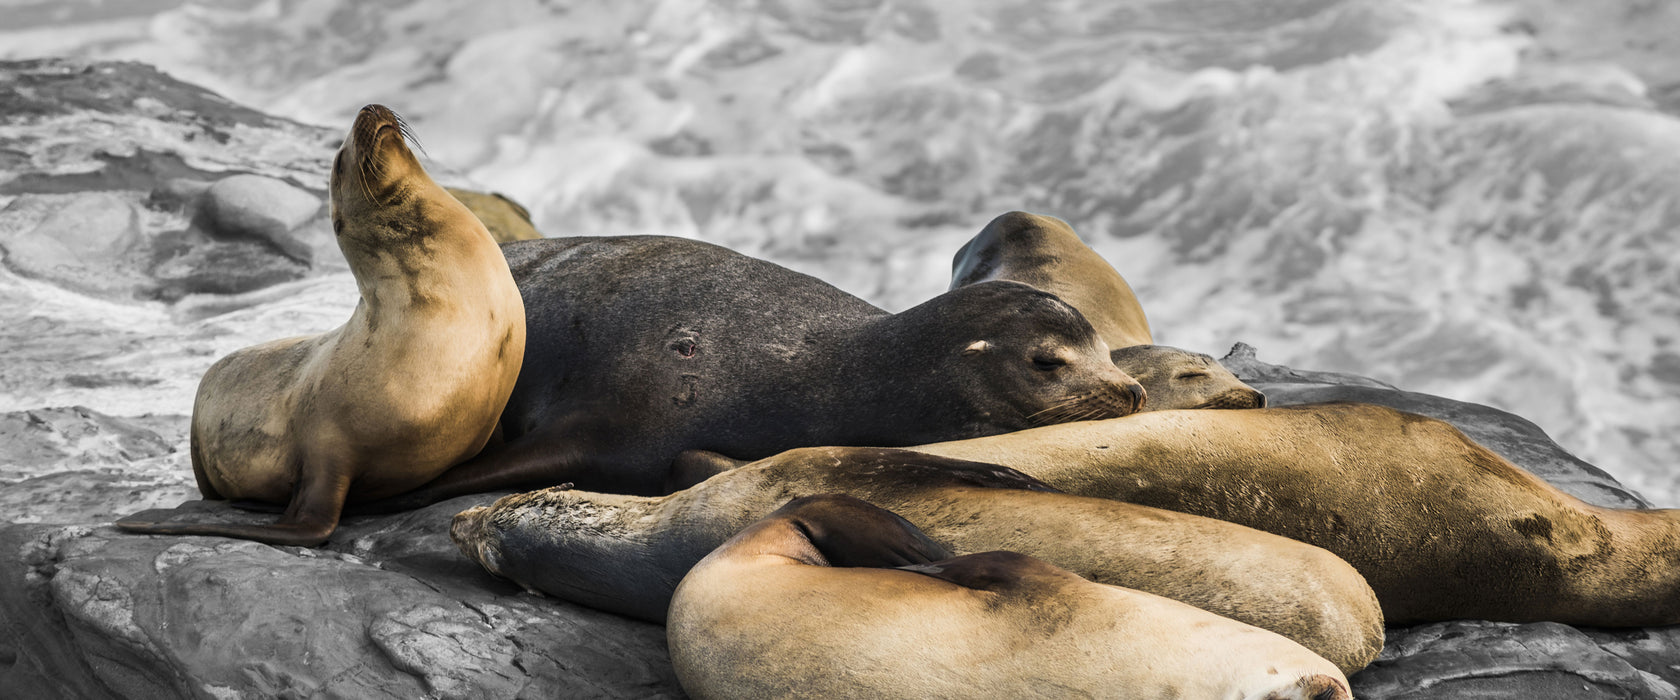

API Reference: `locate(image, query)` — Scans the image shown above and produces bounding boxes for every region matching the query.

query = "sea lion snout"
[450,506,501,573]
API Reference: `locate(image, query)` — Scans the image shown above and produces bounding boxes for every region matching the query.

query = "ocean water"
[3,0,1679,504]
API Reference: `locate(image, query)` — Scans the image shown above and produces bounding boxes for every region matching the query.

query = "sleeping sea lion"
[451,447,1383,673]
[666,494,1354,700]
[951,210,1263,410]
[910,402,1680,626]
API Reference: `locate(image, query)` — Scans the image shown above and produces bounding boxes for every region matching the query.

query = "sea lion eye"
[1176,371,1209,380]
[1032,357,1066,371]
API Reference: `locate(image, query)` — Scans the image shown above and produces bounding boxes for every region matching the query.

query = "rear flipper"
[116,465,350,547]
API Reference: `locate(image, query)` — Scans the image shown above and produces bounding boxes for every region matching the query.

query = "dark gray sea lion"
[378,235,1143,506]
[665,494,1354,700]
[450,447,1383,673]
[115,105,526,547]
[911,403,1680,626]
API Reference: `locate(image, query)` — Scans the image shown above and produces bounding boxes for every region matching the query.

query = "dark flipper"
[772,494,953,568]
[116,465,351,547]
[898,550,1077,594]
[347,427,598,515]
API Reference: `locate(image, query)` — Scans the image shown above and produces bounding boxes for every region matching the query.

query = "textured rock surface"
[0,496,682,699]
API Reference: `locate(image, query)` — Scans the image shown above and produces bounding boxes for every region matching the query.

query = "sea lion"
[951,211,1264,410]
[909,402,1680,626]
[115,105,525,546]
[445,187,542,242]
[666,494,1354,700]
[951,210,1152,348]
[375,236,1143,506]
[451,447,1382,673]
[1111,343,1266,410]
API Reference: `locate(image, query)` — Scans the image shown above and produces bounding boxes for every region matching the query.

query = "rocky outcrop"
[0,59,540,306]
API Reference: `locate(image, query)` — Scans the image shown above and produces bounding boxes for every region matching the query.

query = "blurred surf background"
[3,0,1679,504]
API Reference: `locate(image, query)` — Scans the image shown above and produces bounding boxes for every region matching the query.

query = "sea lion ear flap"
[962,340,991,357]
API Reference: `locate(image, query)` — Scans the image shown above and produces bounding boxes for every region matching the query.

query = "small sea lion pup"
[911,402,1680,627]
[951,211,1263,410]
[666,494,1354,700]
[116,105,525,546]
[376,235,1143,507]
[451,447,1383,674]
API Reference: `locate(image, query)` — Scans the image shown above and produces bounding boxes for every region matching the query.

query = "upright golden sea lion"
[116,105,526,546]
[667,495,1354,700]
[910,403,1680,626]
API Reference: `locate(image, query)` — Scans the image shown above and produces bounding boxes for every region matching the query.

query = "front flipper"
[116,465,351,547]
[349,432,602,515]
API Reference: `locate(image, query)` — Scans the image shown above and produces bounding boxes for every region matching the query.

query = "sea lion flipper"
[898,551,1073,595]
[115,466,350,547]
[352,434,589,514]
[776,494,953,568]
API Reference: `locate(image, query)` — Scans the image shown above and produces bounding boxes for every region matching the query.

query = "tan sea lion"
[451,447,1382,673]
[951,210,1152,348]
[951,211,1265,410]
[667,494,1354,700]
[909,402,1680,626]
[1111,343,1266,409]
[445,187,542,242]
[115,105,526,547]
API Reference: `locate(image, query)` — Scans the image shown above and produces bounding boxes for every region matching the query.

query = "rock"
[0,58,339,303]
[197,174,322,262]
[148,238,311,301]
[0,497,683,700]
[0,408,193,526]
[446,188,543,242]
[1359,621,1680,700]
[0,193,149,297]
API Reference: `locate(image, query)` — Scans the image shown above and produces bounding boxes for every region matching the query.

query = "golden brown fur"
[116,105,525,546]
[911,402,1680,626]
[951,210,1152,348]
[667,495,1352,700]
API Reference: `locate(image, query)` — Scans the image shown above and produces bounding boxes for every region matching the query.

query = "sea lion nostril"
[1254,391,1268,409]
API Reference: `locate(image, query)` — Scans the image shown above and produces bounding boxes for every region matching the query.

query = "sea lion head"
[915,280,1146,426]
[1110,345,1266,411]
[329,104,464,245]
